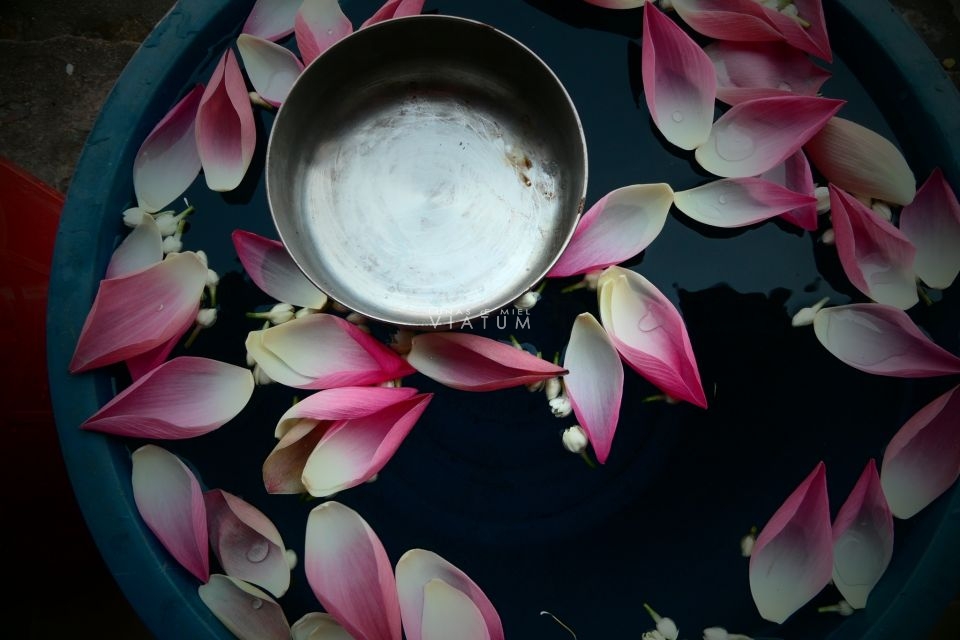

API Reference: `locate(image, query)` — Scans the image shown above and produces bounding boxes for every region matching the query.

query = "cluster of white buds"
[124,201,196,255]
[247,302,296,325]
[703,627,753,640]
[643,604,680,640]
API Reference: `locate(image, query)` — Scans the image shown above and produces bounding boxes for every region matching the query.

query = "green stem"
[579,450,596,469]
[643,603,662,623]
[560,281,587,294]
[183,323,203,349]
[539,612,577,639]
[508,334,522,349]
[208,284,218,308]
[917,284,934,307]
[535,280,548,295]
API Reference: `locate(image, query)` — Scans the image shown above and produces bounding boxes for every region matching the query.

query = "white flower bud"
[196,308,218,328]
[584,270,603,290]
[154,211,180,237]
[780,3,799,18]
[642,631,666,640]
[513,290,541,310]
[791,296,830,327]
[550,395,572,418]
[815,185,831,213]
[253,364,273,385]
[544,377,562,400]
[562,425,588,453]
[657,618,679,640]
[871,201,893,221]
[267,303,295,325]
[366,473,379,484]
[284,549,298,570]
[837,600,854,616]
[122,207,147,227]
[741,532,756,557]
[194,250,208,267]
[820,228,835,245]
[703,628,729,640]
[205,268,220,288]
[162,235,183,254]
[295,306,317,319]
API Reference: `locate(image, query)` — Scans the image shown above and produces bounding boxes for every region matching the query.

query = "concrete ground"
[0,0,958,638]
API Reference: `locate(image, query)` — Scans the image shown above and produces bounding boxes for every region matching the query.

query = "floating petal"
[204,489,290,597]
[246,314,414,390]
[305,502,402,640]
[131,445,208,581]
[82,356,254,438]
[674,177,816,228]
[263,418,327,494]
[549,183,674,277]
[832,459,894,609]
[69,252,207,372]
[361,0,426,28]
[882,385,960,518]
[302,393,432,496]
[242,0,301,41]
[763,0,832,62]
[396,549,504,640]
[899,168,960,289]
[813,304,960,377]
[563,313,624,464]
[133,85,203,213]
[829,185,918,309]
[598,267,706,407]
[195,50,256,192]
[125,312,195,381]
[293,613,356,640]
[199,574,291,640]
[295,0,353,66]
[232,229,329,309]
[642,2,716,150]
[695,96,843,178]
[422,580,490,640]
[760,150,818,231]
[105,214,163,279]
[407,332,566,392]
[706,41,830,106]
[804,117,916,205]
[749,462,833,623]
[237,34,304,107]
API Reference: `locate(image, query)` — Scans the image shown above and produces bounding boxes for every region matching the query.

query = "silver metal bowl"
[267,15,587,326]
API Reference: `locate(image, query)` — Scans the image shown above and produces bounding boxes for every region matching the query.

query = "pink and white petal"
[232,230,329,309]
[563,313,624,464]
[82,356,255,439]
[671,0,785,43]
[242,0,301,41]
[674,177,816,228]
[832,459,894,609]
[195,50,257,192]
[257,314,415,389]
[407,333,567,392]
[899,168,960,289]
[761,0,832,61]
[237,34,304,107]
[133,85,203,213]
[301,393,432,496]
[422,579,490,640]
[361,0,426,28]
[548,183,673,277]
[597,267,706,407]
[706,41,831,106]
[246,328,317,388]
[642,3,716,150]
[204,489,290,597]
[70,252,207,373]
[105,213,163,279]
[125,312,196,381]
[749,462,833,623]
[263,419,327,494]
[804,117,916,205]
[829,185,918,309]
[582,0,646,8]
[276,386,419,438]
[295,0,353,66]
[131,445,208,581]
[305,502,402,640]
[761,150,818,231]
[199,574,291,640]
[695,96,844,178]
[881,384,960,519]
[812,304,960,378]
[293,613,356,640]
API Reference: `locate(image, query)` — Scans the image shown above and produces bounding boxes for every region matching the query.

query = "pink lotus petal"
[582,0,646,8]
[563,313,624,464]
[293,613,356,640]
[749,462,833,623]
[762,0,832,62]
[105,214,163,279]
[133,85,203,213]
[548,183,674,277]
[832,459,894,609]
[132,445,209,581]
[881,384,960,519]
[407,332,567,392]
[204,489,290,597]
[899,168,960,290]
[237,34,304,107]
[295,0,353,66]
[642,3,716,150]
[248,314,415,390]
[125,312,195,381]
[361,0,426,28]
[199,574,291,640]
[302,393,432,496]
[813,304,960,377]
[674,177,816,228]
[305,501,402,640]
[196,50,256,192]
[829,185,918,309]
[232,230,329,309]
[598,267,706,407]
[82,356,254,438]
[396,548,504,640]
[696,95,844,178]
[804,117,916,205]
[422,579,490,640]
[761,150,818,231]
[242,0,302,41]
[706,41,831,106]
[263,418,327,494]
[69,252,207,373]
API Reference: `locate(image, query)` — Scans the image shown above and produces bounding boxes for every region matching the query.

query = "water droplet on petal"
[671,110,683,123]
[246,540,269,563]
[326,29,334,36]
[251,598,263,610]
[156,304,164,311]
[714,124,756,162]
[718,194,728,205]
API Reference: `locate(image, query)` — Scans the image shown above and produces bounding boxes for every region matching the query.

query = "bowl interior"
[267,15,587,326]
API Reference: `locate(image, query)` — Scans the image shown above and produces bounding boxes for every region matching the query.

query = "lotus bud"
[544,377,562,400]
[562,425,588,453]
[122,206,147,227]
[513,290,541,310]
[196,308,218,328]
[815,186,831,213]
[550,394,572,417]
[791,296,830,327]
